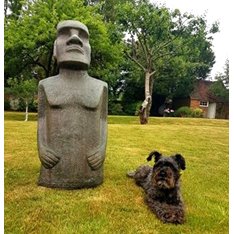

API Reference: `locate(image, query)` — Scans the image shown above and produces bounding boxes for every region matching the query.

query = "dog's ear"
[147,151,162,163]
[173,154,186,170]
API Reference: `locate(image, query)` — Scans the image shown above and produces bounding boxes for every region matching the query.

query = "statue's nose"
[67,34,83,46]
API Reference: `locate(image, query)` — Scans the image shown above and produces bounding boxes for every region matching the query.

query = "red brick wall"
[190,99,208,117]
[190,99,200,109]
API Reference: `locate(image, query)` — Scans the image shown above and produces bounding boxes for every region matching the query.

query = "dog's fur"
[127,150,186,224]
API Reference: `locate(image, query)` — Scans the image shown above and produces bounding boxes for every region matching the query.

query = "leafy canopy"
[115,0,218,99]
[4,0,124,83]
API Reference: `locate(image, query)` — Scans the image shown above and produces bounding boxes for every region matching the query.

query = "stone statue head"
[54,20,91,70]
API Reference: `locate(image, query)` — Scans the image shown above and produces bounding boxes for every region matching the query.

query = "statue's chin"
[59,61,90,70]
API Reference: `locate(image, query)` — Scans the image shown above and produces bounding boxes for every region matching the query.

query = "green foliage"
[17,98,38,112]
[5,0,125,116]
[175,106,203,118]
[174,106,193,117]
[191,108,203,118]
[209,59,229,102]
[223,59,229,88]
[4,100,11,111]
[5,77,38,119]
[4,0,124,84]
[4,112,229,233]
[108,102,124,115]
[210,81,229,102]
[5,77,37,101]
[4,0,219,117]
[123,101,142,116]
[121,68,145,114]
[115,0,217,98]
[4,0,23,19]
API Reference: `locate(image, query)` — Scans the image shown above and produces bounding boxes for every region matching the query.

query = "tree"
[221,59,229,89]
[209,59,229,102]
[4,0,123,83]
[4,0,22,19]
[116,0,218,124]
[5,0,126,116]
[5,77,37,121]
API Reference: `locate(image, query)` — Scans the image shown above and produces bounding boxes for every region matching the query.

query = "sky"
[150,0,231,79]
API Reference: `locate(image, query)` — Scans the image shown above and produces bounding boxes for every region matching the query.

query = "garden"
[4,112,229,233]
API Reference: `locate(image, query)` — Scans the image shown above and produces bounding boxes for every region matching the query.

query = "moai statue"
[37,20,108,189]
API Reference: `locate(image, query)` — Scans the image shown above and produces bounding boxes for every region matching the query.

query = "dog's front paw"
[160,209,185,224]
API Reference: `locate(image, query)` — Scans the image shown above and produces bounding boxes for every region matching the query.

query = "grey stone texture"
[37,20,108,189]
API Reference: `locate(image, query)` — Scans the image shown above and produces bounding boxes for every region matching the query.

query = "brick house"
[173,80,229,119]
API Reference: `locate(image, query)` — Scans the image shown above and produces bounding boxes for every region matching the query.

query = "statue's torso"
[38,75,107,188]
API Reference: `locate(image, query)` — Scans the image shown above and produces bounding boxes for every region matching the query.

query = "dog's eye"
[168,170,173,176]
[157,162,169,168]
[156,162,165,167]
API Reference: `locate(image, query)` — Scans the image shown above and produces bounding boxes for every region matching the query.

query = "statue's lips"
[66,45,84,54]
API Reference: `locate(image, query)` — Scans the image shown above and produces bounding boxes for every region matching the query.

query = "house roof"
[190,79,219,102]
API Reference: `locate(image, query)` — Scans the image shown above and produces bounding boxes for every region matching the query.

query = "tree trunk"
[25,101,28,121]
[139,71,153,124]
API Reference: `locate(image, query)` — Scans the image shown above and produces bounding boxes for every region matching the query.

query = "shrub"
[108,102,124,115]
[134,102,143,116]
[4,100,11,110]
[18,98,38,112]
[175,106,204,118]
[175,106,193,117]
[191,108,203,118]
[123,101,142,116]
[29,99,38,112]
[9,98,20,110]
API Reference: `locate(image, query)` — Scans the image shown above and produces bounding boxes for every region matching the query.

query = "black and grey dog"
[127,150,186,224]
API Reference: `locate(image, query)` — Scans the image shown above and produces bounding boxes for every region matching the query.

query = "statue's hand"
[87,148,105,170]
[39,146,60,169]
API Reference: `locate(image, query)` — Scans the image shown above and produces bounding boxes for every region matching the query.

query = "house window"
[200,101,209,107]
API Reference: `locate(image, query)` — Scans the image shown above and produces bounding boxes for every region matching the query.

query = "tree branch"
[24,53,48,74]
[124,51,146,72]
[131,22,149,64]
[150,70,156,76]
[152,17,190,55]
[153,51,178,60]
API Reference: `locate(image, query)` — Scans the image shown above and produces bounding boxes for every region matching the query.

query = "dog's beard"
[152,168,176,189]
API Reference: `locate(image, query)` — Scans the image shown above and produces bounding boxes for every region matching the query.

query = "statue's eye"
[79,29,89,40]
[58,28,70,37]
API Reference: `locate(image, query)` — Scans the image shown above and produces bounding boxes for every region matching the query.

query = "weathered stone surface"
[37,20,108,189]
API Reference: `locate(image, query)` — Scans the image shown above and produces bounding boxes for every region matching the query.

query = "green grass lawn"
[4,112,229,234]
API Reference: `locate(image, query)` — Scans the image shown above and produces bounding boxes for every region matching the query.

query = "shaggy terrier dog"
[127,150,186,224]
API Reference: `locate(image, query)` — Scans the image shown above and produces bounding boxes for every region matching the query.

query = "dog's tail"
[147,150,162,162]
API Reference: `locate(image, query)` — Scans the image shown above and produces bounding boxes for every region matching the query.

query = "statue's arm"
[37,83,60,169]
[100,84,108,155]
[87,84,108,170]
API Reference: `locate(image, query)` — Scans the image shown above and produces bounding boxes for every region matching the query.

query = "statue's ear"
[53,40,57,59]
